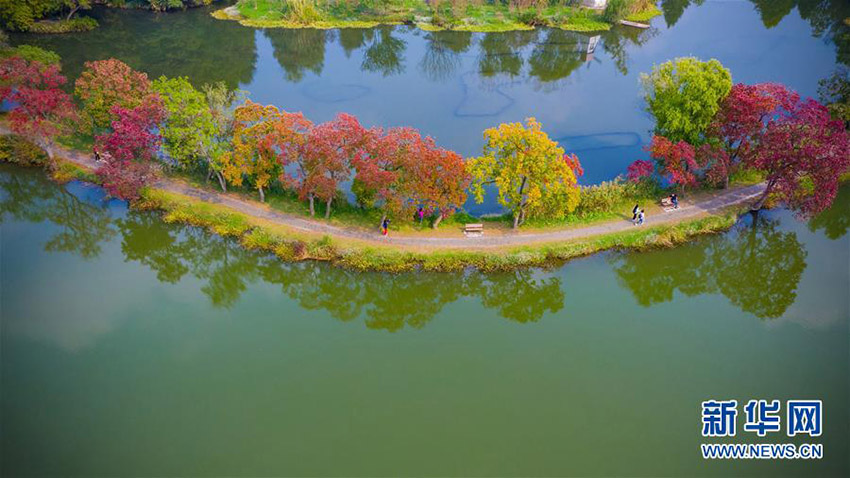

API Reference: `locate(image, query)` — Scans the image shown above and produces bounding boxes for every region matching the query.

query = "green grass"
[135,185,744,273]
[624,4,661,23]
[52,158,97,183]
[214,0,635,32]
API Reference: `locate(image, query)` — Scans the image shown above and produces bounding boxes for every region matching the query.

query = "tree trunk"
[432,213,443,229]
[258,186,265,203]
[308,194,315,216]
[751,180,775,211]
[325,197,332,219]
[215,171,227,192]
[513,176,527,229]
[380,212,387,225]
[66,5,79,21]
[724,174,729,190]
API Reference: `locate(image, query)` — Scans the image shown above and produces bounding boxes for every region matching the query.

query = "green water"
[1,165,848,476]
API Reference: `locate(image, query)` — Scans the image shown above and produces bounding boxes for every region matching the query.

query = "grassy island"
[213,0,662,32]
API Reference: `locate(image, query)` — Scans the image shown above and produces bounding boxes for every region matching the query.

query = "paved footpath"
[18,129,765,249]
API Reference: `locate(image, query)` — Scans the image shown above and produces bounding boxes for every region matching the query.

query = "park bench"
[660,196,679,212]
[464,223,484,237]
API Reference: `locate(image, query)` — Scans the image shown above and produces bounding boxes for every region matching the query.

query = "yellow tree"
[468,117,581,228]
[220,100,311,202]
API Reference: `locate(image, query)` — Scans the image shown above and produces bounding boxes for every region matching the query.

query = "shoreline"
[1,131,762,272]
[211,3,661,34]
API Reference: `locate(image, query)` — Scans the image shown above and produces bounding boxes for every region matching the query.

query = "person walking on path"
[671,193,679,209]
[418,206,425,224]
[632,204,640,223]
[637,209,645,226]
[381,218,390,236]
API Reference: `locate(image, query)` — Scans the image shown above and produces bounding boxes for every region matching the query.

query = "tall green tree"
[641,57,732,144]
[152,76,216,171]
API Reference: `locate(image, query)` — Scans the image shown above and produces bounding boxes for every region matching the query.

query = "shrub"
[27,17,98,34]
[0,135,49,167]
[0,44,60,65]
[602,0,629,23]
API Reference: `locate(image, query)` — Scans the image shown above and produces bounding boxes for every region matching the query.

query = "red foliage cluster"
[712,83,799,163]
[626,159,654,183]
[0,56,76,158]
[564,153,584,178]
[95,96,165,162]
[698,143,732,189]
[94,95,165,200]
[649,136,699,190]
[96,159,155,202]
[750,98,850,216]
[352,125,469,222]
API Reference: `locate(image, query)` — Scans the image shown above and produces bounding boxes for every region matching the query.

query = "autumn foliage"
[648,135,699,191]
[748,98,850,216]
[75,58,155,132]
[468,117,581,228]
[0,56,76,161]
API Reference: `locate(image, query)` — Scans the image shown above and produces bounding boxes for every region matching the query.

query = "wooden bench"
[464,223,484,236]
[660,197,679,211]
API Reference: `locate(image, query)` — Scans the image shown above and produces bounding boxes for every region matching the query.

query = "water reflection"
[9,5,257,88]
[266,29,328,82]
[611,213,808,319]
[3,168,848,329]
[808,181,850,240]
[419,31,472,82]
[117,217,567,329]
[0,169,115,259]
[0,167,564,328]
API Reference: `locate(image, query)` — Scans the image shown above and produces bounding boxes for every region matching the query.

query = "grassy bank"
[0,132,748,272]
[137,186,743,272]
[213,0,661,33]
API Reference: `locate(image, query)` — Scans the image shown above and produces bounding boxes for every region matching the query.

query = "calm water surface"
[9,1,849,212]
[1,164,848,476]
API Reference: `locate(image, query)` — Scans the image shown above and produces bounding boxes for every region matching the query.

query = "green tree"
[202,81,246,191]
[641,57,732,144]
[468,117,582,229]
[152,76,216,171]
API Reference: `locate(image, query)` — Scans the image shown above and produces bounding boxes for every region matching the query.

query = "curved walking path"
[30,130,766,249]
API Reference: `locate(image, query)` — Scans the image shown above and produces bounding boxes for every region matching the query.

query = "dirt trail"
[24,130,765,249]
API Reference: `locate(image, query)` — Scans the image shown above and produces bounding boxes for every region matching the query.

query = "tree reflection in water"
[116,211,566,330]
[611,212,809,319]
[808,180,850,241]
[0,167,116,259]
[5,168,844,328]
[419,31,472,82]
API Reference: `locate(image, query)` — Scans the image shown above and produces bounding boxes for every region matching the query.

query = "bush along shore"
[212,0,662,32]
[1,47,848,271]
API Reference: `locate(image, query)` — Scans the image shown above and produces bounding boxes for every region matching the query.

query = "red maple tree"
[94,95,165,200]
[0,56,77,163]
[649,136,699,191]
[710,82,798,187]
[294,113,368,217]
[626,159,654,183]
[749,98,850,216]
